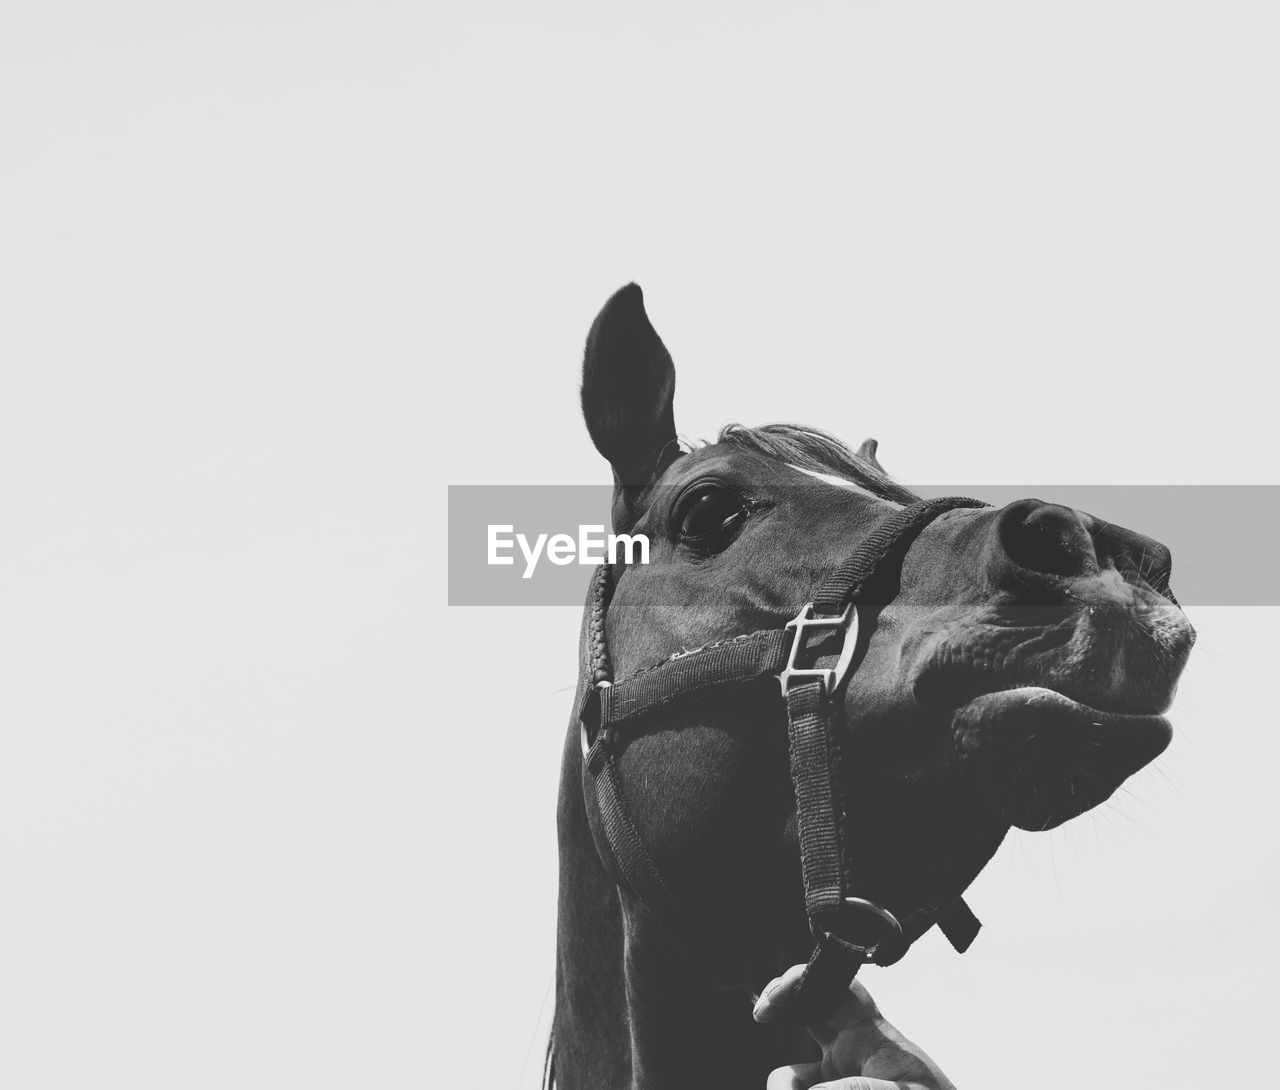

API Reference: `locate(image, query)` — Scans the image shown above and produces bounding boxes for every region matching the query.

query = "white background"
[4,2,1277,1087]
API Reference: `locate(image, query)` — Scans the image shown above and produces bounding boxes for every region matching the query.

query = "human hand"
[754,964,958,1090]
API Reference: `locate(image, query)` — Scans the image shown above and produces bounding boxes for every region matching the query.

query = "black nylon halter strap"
[594,629,791,739]
[772,496,990,1018]
[578,495,990,1022]
[813,496,987,612]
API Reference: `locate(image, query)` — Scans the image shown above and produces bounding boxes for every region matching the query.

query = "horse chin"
[953,687,1172,832]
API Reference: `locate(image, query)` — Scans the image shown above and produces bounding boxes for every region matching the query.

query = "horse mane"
[710,422,920,505]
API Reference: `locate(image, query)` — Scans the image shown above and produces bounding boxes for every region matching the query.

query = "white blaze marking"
[785,464,903,507]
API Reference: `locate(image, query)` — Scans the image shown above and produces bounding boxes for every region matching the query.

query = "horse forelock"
[709,423,919,505]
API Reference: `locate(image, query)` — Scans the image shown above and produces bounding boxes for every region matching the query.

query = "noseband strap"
[578,496,989,1022]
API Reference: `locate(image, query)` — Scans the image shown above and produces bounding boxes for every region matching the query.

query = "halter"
[577,495,992,1023]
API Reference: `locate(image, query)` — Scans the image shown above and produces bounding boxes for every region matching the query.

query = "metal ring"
[841,897,903,938]
[812,897,905,962]
[579,681,613,760]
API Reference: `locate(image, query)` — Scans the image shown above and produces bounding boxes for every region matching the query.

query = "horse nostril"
[998,500,1099,579]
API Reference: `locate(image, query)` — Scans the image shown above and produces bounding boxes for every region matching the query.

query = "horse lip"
[953,685,1173,733]
[952,687,1172,831]
[914,659,1174,718]
[911,593,1193,719]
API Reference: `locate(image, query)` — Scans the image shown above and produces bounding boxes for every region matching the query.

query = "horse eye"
[676,487,747,545]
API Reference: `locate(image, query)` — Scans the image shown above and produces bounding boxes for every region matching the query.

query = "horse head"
[553,283,1194,1089]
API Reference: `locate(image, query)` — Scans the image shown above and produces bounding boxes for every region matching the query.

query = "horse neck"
[552,724,808,1090]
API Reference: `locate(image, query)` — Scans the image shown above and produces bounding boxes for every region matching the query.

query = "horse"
[550,284,1195,1089]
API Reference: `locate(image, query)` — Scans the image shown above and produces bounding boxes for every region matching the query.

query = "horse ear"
[858,437,888,474]
[581,284,677,494]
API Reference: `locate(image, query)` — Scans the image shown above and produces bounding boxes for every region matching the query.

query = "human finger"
[765,1060,824,1089]
[752,963,809,1023]
[809,1079,919,1090]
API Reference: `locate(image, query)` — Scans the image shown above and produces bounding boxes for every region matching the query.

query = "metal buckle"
[779,602,859,696]
[813,897,905,963]
[579,681,613,760]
